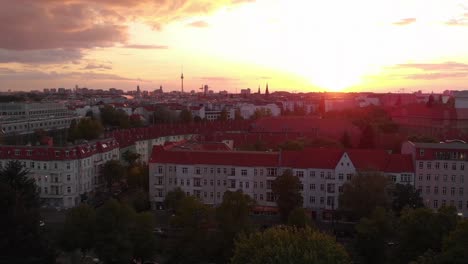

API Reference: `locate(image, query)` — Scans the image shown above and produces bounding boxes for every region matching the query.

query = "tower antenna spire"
[180,65,184,93]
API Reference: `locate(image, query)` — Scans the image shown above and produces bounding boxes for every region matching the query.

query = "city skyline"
[1,0,468,93]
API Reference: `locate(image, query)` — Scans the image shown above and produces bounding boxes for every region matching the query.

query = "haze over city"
[1,0,468,93]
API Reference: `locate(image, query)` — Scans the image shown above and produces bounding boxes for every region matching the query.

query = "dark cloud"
[0,0,253,51]
[0,49,83,64]
[122,44,169,49]
[187,20,209,28]
[392,18,416,26]
[0,68,140,81]
[0,1,128,51]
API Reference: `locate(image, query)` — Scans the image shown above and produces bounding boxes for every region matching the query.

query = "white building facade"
[149,147,414,219]
[0,138,119,208]
[402,141,468,216]
[0,102,79,134]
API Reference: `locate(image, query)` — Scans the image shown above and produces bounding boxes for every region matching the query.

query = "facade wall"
[0,140,119,208]
[402,141,468,216]
[149,151,414,218]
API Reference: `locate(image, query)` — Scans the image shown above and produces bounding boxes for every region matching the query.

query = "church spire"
[265,83,269,96]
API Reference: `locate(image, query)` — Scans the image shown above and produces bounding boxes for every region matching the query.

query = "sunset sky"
[1,0,468,93]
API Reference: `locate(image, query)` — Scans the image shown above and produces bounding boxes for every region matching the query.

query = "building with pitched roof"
[402,140,468,216]
[149,146,414,219]
[0,138,119,208]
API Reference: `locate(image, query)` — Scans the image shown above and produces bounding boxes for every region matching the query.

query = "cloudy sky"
[1,0,468,93]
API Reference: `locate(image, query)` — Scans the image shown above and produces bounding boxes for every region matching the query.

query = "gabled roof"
[150,146,278,167]
[281,148,344,169]
[149,146,414,173]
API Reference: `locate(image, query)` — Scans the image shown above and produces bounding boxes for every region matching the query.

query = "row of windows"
[2,119,72,131]
[432,200,468,210]
[162,165,352,180]
[418,186,465,196]
[418,161,465,171]
[165,166,278,177]
[417,174,464,183]
[38,185,73,195]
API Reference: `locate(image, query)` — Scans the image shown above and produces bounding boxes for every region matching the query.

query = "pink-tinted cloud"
[187,20,210,28]
[0,68,141,81]
[392,18,416,26]
[0,49,83,64]
[396,62,468,71]
[83,63,112,70]
[392,62,468,80]
[0,0,253,64]
[123,44,169,49]
[0,1,128,50]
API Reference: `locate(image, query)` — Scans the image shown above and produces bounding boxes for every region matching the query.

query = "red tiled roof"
[347,149,413,173]
[149,146,414,173]
[386,154,414,173]
[347,149,390,171]
[150,146,278,167]
[0,138,118,161]
[281,148,344,169]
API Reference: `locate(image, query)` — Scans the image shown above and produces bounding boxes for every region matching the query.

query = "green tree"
[126,163,149,191]
[287,207,313,228]
[215,190,256,261]
[217,190,255,237]
[252,108,272,120]
[339,172,391,219]
[152,105,177,124]
[164,187,186,212]
[179,108,193,123]
[355,207,396,264]
[391,183,424,215]
[68,118,104,141]
[277,139,305,151]
[101,160,126,193]
[130,212,156,261]
[166,195,216,263]
[410,250,438,264]
[122,150,141,166]
[231,226,350,264]
[234,109,244,120]
[60,204,96,259]
[0,161,55,263]
[341,131,352,148]
[426,94,435,107]
[397,206,459,264]
[438,220,468,264]
[131,190,150,212]
[94,200,134,263]
[218,108,229,121]
[272,169,303,222]
[359,124,376,149]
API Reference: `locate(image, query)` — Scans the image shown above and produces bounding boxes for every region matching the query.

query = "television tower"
[181,67,184,93]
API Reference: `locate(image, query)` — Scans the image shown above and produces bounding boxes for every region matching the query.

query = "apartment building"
[402,140,468,216]
[0,138,119,208]
[0,102,79,134]
[149,147,414,219]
